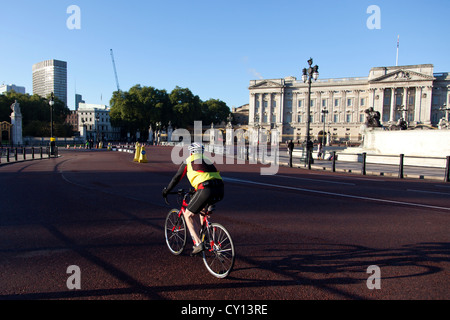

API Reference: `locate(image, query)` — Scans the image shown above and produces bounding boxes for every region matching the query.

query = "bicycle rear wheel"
[202,223,235,278]
[165,209,187,255]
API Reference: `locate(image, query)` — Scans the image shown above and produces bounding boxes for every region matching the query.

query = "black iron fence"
[0,146,59,164]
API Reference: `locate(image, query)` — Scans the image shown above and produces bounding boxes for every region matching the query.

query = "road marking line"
[223,177,450,211]
[407,189,450,196]
[276,174,355,186]
[435,185,450,189]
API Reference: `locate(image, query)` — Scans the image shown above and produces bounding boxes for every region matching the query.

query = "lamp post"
[254,114,260,144]
[49,92,54,138]
[49,92,55,156]
[321,108,329,151]
[302,58,319,169]
[96,114,100,146]
[253,114,261,162]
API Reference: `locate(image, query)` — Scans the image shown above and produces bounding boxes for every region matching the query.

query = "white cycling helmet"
[188,142,204,154]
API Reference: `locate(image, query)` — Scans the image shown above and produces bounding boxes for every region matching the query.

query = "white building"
[248,64,450,143]
[0,84,26,95]
[77,103,120,142]
[32,59,67,106]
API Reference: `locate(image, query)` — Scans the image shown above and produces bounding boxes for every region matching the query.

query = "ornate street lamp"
[254,114,261,144]
[96,114,100,145]
[49,92,54,138]
[49,92,55,156]
[321,108,329,148]
[302,58,319,169]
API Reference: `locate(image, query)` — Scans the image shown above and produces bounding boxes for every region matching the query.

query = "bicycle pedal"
[190,243,205,256]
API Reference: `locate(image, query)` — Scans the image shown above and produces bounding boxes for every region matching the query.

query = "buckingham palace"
[248,64,450,144]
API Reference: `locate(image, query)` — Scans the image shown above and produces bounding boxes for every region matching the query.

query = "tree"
[202,99,231,125]
[169,86,202,128]
[109,84,231,140]
[0,91,70,137]
[109,85,171,139]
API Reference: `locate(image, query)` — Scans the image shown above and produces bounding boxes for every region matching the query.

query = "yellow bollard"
[139,145,148,163]
[134,143,141,162]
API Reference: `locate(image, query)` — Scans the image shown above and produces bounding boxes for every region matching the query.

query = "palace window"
[334,114,339,123]
[359,113,365,123]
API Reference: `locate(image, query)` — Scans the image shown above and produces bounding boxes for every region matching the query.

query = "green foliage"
[109,85,231,135]
[110,85,172,135]
[202,99,232,126]
[169,86,202,128]
[0,91,71,137]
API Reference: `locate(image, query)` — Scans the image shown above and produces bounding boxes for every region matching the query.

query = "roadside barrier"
[133,143,141,162]
[0,146,59,165]
[138,146,148,163]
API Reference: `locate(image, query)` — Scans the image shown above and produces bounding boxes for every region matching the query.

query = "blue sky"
[1,0,449,110]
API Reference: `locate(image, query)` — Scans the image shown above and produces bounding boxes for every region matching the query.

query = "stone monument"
[148,124,153,144]
[167,121,173,143]
[10,100,23,146]
[364,107,382,128]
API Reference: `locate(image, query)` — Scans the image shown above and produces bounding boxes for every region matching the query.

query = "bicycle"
[164,188,235,278]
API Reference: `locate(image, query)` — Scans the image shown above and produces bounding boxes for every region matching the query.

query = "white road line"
[223,177,450,212]
[276,174,355,186]
[435,185,450,189]
[407,189,450,196]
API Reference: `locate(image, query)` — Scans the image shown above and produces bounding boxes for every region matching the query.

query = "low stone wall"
[338,129,450,168]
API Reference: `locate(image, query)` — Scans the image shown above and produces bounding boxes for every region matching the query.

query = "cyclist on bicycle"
[162,142,224,255]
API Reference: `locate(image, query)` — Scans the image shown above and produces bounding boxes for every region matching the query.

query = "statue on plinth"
[10,100,23,146]
[364,107,382,128]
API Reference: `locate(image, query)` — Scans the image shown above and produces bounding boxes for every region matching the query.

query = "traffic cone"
[134,143,141,162]
[139,146,148,163]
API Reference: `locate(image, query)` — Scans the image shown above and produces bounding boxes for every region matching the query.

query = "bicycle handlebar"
[163,188,195,205]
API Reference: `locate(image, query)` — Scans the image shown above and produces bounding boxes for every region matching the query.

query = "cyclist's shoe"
[191,243,205,256]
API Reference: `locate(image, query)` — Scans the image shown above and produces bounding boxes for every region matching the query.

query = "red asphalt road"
[0,146,449,301]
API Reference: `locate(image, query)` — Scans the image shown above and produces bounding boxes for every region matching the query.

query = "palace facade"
[248,64,450,143]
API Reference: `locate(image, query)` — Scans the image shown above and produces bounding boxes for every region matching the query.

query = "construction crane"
[110,49,120,92]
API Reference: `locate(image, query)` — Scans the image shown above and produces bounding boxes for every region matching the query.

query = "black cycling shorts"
[187,180,224,214]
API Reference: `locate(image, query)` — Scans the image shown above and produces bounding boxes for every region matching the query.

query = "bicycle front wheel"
[165,209,187,255]
[202,223,235,278]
